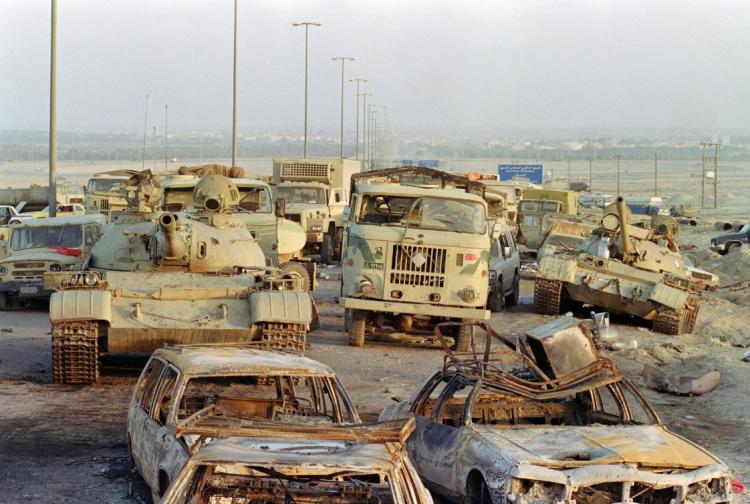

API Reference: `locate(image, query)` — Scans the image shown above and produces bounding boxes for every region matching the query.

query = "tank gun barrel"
[616,196,633,258]
[159,213,187,259]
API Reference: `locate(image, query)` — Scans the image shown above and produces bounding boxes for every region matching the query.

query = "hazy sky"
[2,0,749,134]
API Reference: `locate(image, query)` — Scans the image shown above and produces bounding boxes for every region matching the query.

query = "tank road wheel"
[349,309,366,347]
[453,322,474,352]
[51,321,100,384]
[505,274,521,307]
[320,232,335,265]
[279,262,311,291]
[534,278,563,315]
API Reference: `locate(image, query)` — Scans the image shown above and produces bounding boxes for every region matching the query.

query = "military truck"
[161,173,315,289]
[46,172,317,384]
[0,214,107,309]
[340,168,495,350]
[517,188,579,249]
[84,171,131,222]
[272,158,361,264]
[535,197,702,335]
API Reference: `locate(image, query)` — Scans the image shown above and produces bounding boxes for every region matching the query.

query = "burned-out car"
[158,420,434,504]
[380,319,736,504]
[128,345,360,502]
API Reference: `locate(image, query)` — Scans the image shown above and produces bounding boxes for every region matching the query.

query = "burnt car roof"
[153,345,336,377]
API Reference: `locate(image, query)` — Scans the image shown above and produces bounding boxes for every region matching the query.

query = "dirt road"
[0,275,748,503]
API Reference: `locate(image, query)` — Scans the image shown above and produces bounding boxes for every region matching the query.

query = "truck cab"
[84,171,131,222]
[517,188,580,250]
[272,158,361,264]
[340,182,493,350]
[0,214,107,309]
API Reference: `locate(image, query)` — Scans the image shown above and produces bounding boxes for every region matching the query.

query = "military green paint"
[459,249,490,276]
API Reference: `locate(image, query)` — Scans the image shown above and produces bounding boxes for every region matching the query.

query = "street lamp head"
[292,21,321,27]
[332,56,355,62]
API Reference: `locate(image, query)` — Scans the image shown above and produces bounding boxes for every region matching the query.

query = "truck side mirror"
[275,198,286,218]
[342,206,351,222]
[491,224,501,239]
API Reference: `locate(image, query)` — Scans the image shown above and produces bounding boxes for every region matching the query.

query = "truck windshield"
[520,200,562,213]
[87,178,124,192]
[238,187,272,213]
[10,225,83,251]
[357,195,486,234]
[277,186,326,205]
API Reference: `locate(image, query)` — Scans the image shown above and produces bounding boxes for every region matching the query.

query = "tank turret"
[193,175,240,213]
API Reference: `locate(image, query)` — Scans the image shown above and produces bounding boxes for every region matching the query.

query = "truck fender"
[49,290,113,323]
[248,291,314,326]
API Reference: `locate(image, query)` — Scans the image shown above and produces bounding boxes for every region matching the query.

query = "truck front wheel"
[321,232,335,264]
[349,309,367,347]
[453,322,473,352]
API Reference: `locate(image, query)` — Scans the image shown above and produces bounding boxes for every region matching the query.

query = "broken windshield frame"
[356,194,486,235]
[277,186,327,205]
[9,224,83,251]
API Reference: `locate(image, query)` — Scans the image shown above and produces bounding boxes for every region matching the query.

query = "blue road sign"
[417,160,440,168]
[498,164,543,184]
[401,160,414,166]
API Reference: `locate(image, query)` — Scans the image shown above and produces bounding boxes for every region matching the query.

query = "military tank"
[47,171,316,384]
[534,196,702,335]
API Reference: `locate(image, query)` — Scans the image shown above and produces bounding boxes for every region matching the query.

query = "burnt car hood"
[474,424,719,470]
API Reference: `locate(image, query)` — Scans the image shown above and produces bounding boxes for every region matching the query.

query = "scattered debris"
[743,348,750,362]
[643,364,721,396]
[0,327,12,333]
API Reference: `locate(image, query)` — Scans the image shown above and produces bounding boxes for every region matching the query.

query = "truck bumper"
[340,297,490,321]
[0,281,50,298]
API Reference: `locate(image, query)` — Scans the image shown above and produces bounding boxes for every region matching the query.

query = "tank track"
[257,322,307,354]
[52,321,99,384]
[653,299,700,335]
[534,278,563,315]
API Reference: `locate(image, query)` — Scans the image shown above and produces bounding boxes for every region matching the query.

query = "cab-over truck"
[340,169,495,351]
[272,158,361,264]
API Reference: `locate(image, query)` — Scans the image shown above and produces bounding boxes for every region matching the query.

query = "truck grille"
[100,199,110,211]
[281,162,330,178]
[389,244,447,287]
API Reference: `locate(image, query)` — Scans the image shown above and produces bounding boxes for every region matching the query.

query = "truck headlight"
[310,224,323,232]
[0,266,7,275]
[49,263,62,272]
[459,286,479,302]
[84,273,99,286]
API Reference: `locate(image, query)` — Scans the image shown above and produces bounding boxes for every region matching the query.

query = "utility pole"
[48,0,58,217]
[701,143,706,208]
[292,22,321,158]
[713,143,720,209]
[588,158,592,193]
[164,105,169,172]
[367,104,376,170]
[332,57,354,158]
[142,94,149,170]
[653,152,658,197]
[152,126,157,171]
[349,78,366,159]
[231,0,238,168]
[615,154,622,196]
[567,159,571,188]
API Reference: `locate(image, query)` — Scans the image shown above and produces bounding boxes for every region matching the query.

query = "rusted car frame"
[380,321,735,504]
[159,419,434,504]
[128,345,360,502]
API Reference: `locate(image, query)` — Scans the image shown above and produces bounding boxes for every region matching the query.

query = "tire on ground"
[279,261,311,291]
[349,309,366,347]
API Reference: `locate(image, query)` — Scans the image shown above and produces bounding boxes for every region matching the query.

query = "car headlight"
[508,478,566,503]
[310,224,323,232]
[49,263,62,272]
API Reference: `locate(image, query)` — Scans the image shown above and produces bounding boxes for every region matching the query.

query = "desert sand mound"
[686,247,750,285]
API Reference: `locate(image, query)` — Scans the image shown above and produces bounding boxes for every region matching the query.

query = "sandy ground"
[0,159,748,502]
[0,274,748,503]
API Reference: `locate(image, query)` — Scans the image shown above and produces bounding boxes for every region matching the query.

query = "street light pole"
[49,0,58,217]
[142,94,149,170]
[292,22,321,158]
[349,78,366,160]
[361,93,371,168]
[332,57,354,158]
[164,104,169,172]
[231,0,238,168]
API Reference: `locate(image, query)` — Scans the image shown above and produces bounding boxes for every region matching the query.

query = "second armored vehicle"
[46,172,316,384]
[535,197,702,335]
